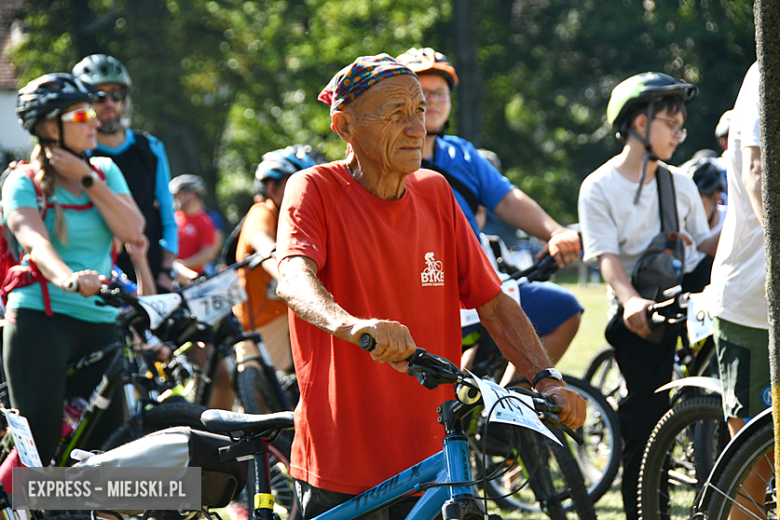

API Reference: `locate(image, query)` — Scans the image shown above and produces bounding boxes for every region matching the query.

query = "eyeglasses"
[61,107,99,124]
[654,117,687,143]
[95,90,127,103]
[423,89,450,102]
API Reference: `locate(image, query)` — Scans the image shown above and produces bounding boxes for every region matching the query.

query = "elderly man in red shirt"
[275,54,586,520]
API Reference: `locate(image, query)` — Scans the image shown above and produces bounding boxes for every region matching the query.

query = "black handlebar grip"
[359,334,376,352]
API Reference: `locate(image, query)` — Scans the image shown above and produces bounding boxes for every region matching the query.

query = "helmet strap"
[631,100,659,204]
[56,117,89,161]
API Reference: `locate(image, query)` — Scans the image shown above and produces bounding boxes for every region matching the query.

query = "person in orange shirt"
[232,145,321,372]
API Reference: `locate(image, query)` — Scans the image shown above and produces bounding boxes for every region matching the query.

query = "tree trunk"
[756,0,780,477]
[452,0,482,146]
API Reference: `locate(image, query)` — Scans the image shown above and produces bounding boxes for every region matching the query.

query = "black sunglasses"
[96,90,127,103]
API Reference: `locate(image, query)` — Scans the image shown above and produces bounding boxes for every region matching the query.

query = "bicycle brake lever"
[538,412,585,445]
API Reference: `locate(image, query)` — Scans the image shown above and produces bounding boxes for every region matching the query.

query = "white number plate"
[686,288,715,344]
[181,268,248,325]
[4,410,43,467]
[470,373,561,445]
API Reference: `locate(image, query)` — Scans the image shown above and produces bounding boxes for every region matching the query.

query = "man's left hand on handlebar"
[539,228,581,269]
[534,378,587,430]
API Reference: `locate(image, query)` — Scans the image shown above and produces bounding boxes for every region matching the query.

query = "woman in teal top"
[2,73,144,464]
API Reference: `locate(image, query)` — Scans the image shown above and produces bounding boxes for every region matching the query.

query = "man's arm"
[250,230,279,279]
[476,291,586,428]
[599,253,653,338]
[743,145,763,226]
[276,255,416,368]
[493,189,580,267]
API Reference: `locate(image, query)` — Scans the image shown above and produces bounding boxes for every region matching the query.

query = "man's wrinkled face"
[346,75,427,175]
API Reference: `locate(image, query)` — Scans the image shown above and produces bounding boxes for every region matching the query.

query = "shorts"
[713,317,770,419]
[519,281,583,337]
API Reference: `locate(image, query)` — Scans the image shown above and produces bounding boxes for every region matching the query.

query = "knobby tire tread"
[637,395,725,520]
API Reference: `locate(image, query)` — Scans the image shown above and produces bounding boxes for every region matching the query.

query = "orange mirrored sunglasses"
[61,107,98,124]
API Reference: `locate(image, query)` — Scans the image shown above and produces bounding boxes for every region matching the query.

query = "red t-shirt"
[175,209,217,273]
[276,162,501,494]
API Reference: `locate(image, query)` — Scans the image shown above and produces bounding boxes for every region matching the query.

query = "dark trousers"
[613,256,713,520]
[3,309,124,464]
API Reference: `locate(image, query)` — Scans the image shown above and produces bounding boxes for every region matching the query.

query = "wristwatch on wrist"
[532,368,564,388]
[79,169,100,189]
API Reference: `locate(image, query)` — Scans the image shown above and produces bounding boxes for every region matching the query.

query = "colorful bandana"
[318,53,417,114]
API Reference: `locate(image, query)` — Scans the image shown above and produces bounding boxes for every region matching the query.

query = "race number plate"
[470,373,561,445]
[4,410,43,467]
[181,268,248,325]
[138,293,183,330]
[686,288,715,344]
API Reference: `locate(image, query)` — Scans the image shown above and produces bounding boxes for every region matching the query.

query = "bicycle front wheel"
[477,427,596,520]
[704,418,774,520]
[583,344,626,412]
[637,395,728,520]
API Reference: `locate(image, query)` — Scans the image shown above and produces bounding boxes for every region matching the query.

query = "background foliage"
[7,0,756,225]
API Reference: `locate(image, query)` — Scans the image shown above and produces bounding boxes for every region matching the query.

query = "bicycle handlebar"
[358,333,581,442]
[645,286,689,328]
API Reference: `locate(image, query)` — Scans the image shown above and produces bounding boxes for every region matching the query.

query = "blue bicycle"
[200,338,582,520]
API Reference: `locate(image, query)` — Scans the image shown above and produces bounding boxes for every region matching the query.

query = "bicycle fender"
[654,376,722,395]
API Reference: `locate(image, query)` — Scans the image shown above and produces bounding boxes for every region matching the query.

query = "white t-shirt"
[578,159,712,285]
[710,62,767,329]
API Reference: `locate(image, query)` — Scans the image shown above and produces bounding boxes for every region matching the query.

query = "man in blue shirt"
[397,48,583,368]
[74,54,178,292]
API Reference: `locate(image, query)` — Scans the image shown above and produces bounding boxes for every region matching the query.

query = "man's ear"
[633,112,648,135]
[332,111,353,142]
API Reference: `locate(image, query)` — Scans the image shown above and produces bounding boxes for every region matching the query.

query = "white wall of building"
[0,90,32,153]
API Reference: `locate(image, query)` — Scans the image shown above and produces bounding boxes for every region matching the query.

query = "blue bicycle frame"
[309,398,481,520]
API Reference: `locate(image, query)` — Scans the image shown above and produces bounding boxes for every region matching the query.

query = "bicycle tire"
[637,395,727,520]
[236,364,289,415]
[504,375,621,504]
[100,400,210,450]
[562,375,621,502]
[704,419,774,520]
[583,344,626,411]
[479,427,596,519]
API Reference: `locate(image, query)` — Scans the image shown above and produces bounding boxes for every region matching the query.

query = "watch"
[532,368,564,388]
[79,170,100,189]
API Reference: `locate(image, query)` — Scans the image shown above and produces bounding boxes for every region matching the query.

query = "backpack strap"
[421,160,479,215]
[655,166,679,234]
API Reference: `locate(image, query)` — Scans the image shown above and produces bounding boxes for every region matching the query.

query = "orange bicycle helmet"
[396,48,459,90]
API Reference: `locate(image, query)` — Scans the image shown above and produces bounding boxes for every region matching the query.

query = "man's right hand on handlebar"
[543,228,581,269]
[623,295,655,338]
[534,378,587,430]
[341,320,417,372]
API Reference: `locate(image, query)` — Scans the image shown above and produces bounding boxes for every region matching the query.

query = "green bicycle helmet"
[607,72,697,138]
[73,54,132,89]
